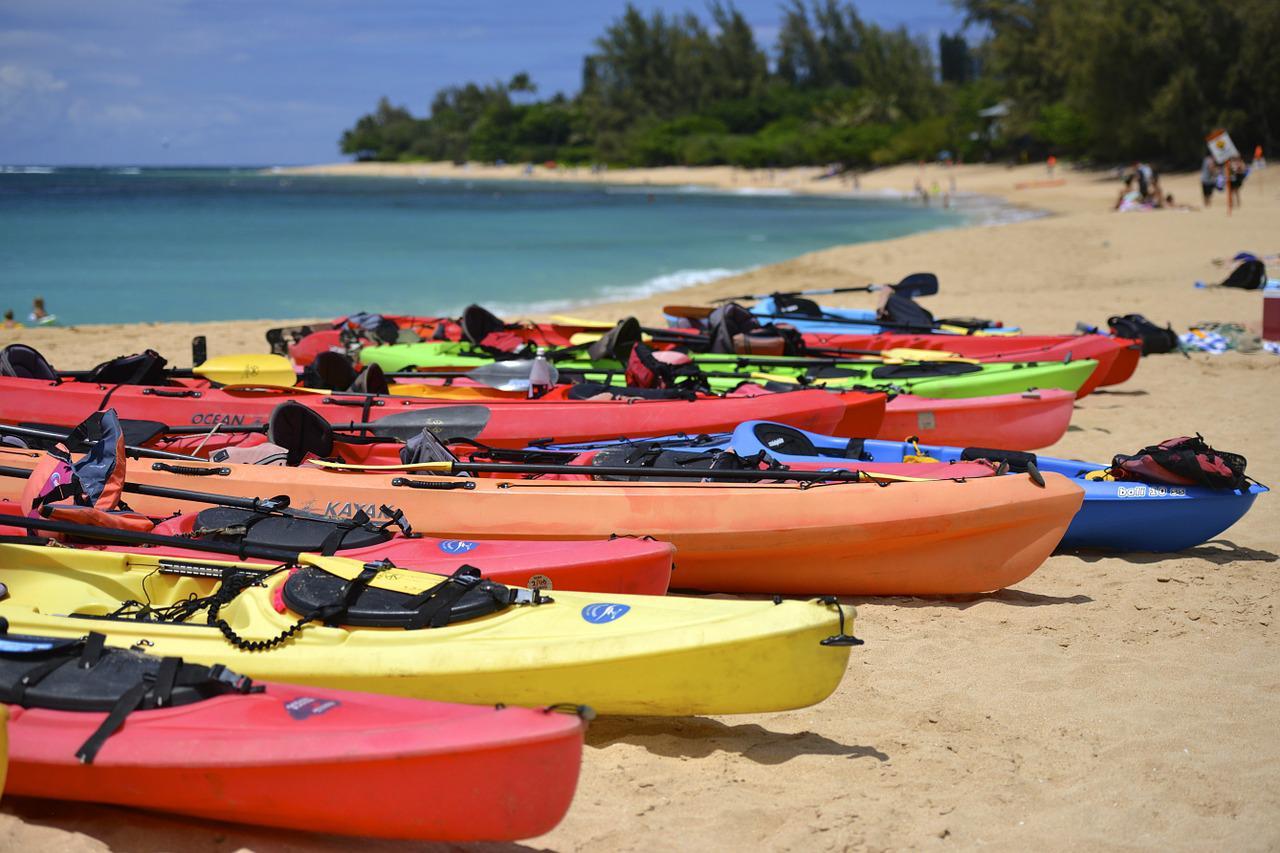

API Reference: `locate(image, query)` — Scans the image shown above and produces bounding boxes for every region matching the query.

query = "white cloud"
[0,64,69,96]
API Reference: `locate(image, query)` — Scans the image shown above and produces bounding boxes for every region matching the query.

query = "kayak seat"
[460,304,506,346]
[268,401,335,466]
[303,351,358,391]
[350,363,389,395]
[0,629,259,763]
[0,344,59,382]
[960,447,1038,472]
[280,565,512,628]
[870,362,983,380]
[192,507,393,554]
[751,423,819,458]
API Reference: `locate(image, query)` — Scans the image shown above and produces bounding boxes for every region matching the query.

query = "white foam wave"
[1,165,56,174]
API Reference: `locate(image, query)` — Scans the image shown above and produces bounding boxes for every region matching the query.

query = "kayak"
[797,331,1142,390]
[0,541,853,715]
[0,501,673,595]
[0,446,1083,596]
[0,373,869,448]
[549,421,1265,553]
[357,340,1098,400]
[1,631,584,840]
[742,295,1022,335]
[882,390,1077,450]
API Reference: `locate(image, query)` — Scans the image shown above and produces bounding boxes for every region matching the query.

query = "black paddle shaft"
[445,460,877,483]
[6,514,302,564]
[0,423,203,462]
[0,463,298,514]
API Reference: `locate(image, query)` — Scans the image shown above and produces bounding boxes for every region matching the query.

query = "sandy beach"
[1,161,1277,851]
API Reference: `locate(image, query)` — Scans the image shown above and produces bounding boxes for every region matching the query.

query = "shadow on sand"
[3,798,545,853]
[848,588,1093,611]
[1065,539,1279,566]
[1088,388,1149,397]
[587,716,888,765]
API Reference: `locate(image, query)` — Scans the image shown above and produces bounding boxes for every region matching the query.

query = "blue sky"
[0,1,964,166]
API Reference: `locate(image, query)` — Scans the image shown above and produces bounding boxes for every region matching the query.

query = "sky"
[0,1,965,166]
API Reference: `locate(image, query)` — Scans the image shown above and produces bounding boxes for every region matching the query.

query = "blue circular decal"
[438,540,478,554]
[581,603,631,624]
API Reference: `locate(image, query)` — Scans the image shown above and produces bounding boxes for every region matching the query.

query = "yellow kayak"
[0,544,853,716]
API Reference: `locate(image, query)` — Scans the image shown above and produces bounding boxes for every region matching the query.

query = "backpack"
[1219,259,1267,290]
[1107,314,1181,355]
[1110,435,1249,491]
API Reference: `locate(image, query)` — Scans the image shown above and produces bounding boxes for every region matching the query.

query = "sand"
[1,161,1277,852]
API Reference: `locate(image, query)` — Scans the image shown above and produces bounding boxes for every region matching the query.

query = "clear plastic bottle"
[529,347,553,398]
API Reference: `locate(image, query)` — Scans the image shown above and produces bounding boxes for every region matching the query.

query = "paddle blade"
[366,406,493,442]
[467,360,560,392]
[196,354,297,388]
[892,273,939,298]
[663,305,714,321]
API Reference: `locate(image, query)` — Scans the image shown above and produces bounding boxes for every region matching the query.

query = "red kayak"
[0,502,673,595]
[798,331,1140,392]
[880,390,1076,451]
[3,634,584,840]
[0,373,880,447]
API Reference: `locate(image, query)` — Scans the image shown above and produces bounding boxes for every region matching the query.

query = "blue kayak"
[541,421,1266,553]
[747,296,1022,335]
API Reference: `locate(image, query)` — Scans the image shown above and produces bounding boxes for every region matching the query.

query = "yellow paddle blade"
[552,315,617,329]
[881,347,976,363]
[196,354,297,388]
[307,458,457,472]
[567,331,655,347]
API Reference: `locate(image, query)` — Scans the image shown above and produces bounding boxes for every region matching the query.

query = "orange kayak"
[0,447,1082,596]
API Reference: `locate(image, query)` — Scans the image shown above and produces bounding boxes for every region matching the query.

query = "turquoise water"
[0,167,962,326]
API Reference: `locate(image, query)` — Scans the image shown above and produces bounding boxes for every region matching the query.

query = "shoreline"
[2,159,1280,850]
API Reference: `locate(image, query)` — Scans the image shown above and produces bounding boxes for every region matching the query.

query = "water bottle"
[529,347,553,398]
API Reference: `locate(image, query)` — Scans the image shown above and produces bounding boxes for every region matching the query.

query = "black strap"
[75,680,149,764]
[78,632,106,668]
[152,655,180,706]
[403,567,483,630]
[151,463,230,477]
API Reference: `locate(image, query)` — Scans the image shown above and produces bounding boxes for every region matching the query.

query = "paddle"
[0,463,353,525]
[4,513,303,565]
[143,406,494,444]
[306,458,936,484]
[711,273,939,304]
[59,353,299,389]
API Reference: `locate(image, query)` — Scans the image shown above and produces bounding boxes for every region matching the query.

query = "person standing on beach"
[1046,154,1057,176]
[1201,154,1218,207]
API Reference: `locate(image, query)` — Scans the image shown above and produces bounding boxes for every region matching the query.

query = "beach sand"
[1,162,1277,851]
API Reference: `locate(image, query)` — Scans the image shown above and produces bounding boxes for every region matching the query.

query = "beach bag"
[1107,314,1180,355]
[1219,259,1267,291]
[89,350,168,385]
[1110,435,1248,490]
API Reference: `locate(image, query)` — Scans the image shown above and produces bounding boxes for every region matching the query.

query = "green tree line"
[341,0,1278,169]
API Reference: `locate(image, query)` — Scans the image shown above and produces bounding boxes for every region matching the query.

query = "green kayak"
[360,341,1097,399]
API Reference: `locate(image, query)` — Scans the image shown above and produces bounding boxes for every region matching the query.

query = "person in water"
[29,297,50,325]
[1,310,20,329]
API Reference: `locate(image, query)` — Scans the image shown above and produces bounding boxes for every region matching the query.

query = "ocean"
[0,167,963,326]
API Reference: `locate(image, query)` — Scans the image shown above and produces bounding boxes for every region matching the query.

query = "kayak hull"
[690,427,1266,553]
[6,685,583,841]
[0,447,1081,596]
[0,503,674,596]
[878,390,1076,450]
[0,542,853,715]
[0,375,858,448]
